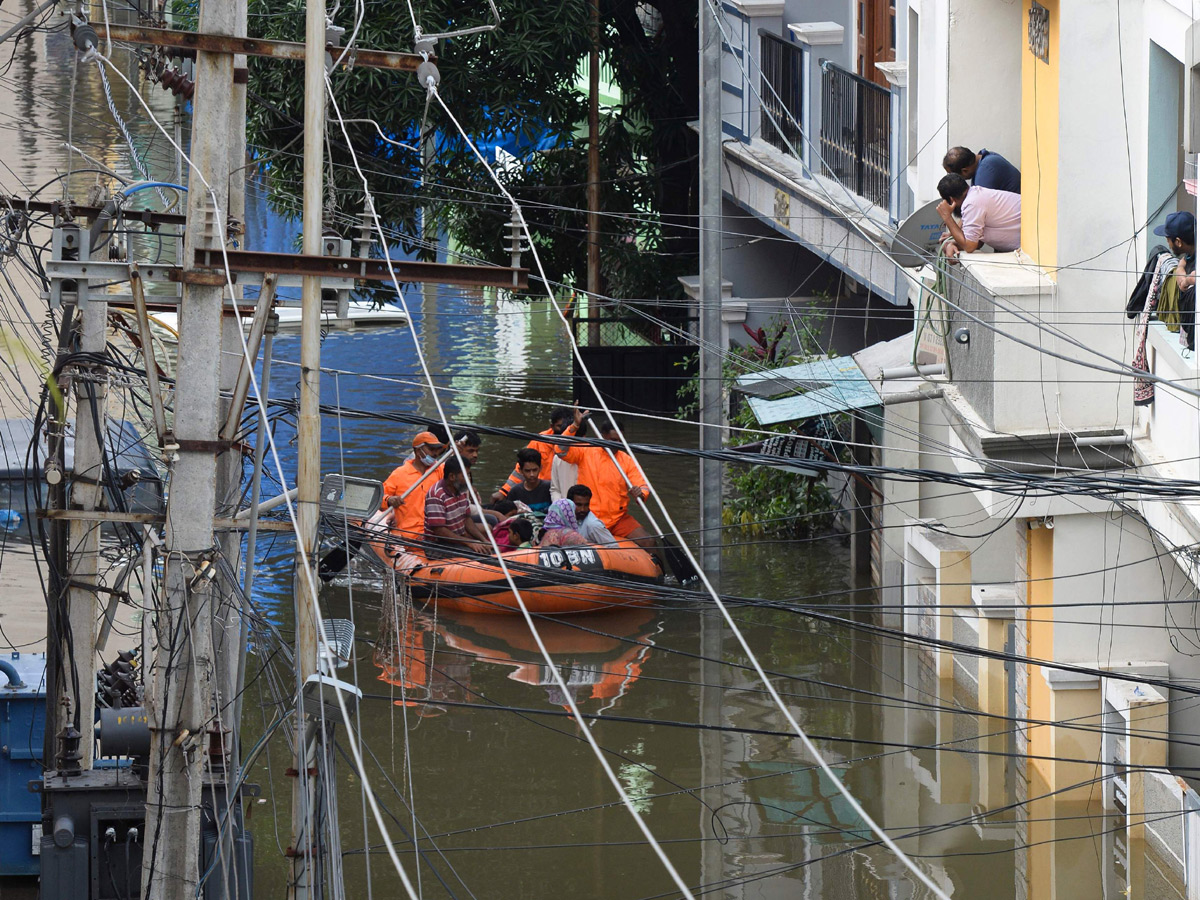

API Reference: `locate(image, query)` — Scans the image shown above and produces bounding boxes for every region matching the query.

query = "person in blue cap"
[1151,211,1196,333]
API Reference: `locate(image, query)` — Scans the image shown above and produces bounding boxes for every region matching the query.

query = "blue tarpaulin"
[734,356,881,426]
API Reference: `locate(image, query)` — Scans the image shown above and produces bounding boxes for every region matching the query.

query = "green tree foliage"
[246,0,700,304]
[678,314,843,538]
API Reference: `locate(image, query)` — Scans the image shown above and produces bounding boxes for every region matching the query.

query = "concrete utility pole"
[586,0,601,347]
[698,0,723,571]
[287,0,326,893]
[209,0,251,883]
[65,223,104,772]
[210,0,250,731]
[140,0,234,895]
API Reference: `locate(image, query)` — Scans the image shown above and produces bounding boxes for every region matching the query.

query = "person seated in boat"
[452,429,503,528]
[493,516,534,551]
[454,429,482,467]
[491,406,575,502]
[557,408,653,550]
[494,448,552,517]
[423,458,491,556]
[566,484,617,545]
[381,431,446,543]
[488,501,519,548]
[538,498,590,548]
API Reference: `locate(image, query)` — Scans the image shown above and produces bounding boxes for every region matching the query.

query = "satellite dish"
[889,199,947,268]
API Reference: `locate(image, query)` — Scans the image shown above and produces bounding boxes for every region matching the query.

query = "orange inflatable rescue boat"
[370,540,663,615]
[318,473,664,616]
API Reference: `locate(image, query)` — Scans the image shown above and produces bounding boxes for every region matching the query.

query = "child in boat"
[494,447,552,518]
[538,498,589,548]
[491,511,534,550]
[506,518,534,550]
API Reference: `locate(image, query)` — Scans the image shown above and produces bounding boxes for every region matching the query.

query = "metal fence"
[572,315,696,348]
[819,62,892,208]
[759,30,803,155]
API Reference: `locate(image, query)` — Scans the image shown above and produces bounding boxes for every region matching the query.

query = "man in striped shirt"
[423,458,490,555]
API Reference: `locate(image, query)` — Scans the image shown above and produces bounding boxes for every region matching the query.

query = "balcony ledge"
[1146,321,1197,379]
[955,250,1056,298]
[722,136,893,241]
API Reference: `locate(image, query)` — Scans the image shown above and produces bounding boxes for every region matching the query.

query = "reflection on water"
[1,5,1181,897]
[375,607,660,718]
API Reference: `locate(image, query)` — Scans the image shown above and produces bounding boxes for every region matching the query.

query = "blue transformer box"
[0,652,47,876]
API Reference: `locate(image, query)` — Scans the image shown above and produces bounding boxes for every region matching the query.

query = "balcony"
[936,252,1133,444]
[1141,323,1200,485]
[818,61,892,210]
[718,7,907,302]
[759,30,803,155]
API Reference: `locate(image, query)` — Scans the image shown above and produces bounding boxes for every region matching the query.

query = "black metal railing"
[572,315,698,348]
[819,62,892,208]
[759,31,803,154]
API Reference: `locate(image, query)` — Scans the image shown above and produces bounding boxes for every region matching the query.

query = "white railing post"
[799,44,812,172]
[877,61,908,222]
[788,22,845,180]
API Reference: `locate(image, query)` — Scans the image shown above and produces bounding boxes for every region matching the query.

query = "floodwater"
[0,4,1176,898]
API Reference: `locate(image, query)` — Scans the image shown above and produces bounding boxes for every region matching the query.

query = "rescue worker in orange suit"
[381,431,446,545]
[491,406,575,503]
[556,408,661,565]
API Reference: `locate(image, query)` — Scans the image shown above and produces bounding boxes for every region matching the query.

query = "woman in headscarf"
[538,498,589,548]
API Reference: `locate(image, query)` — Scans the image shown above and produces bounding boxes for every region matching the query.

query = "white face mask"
[419,452,439,466]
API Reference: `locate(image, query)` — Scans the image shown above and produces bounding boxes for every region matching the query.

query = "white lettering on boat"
[538,547,600,569]
[565,548,597,566]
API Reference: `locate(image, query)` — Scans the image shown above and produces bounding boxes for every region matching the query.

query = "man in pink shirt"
[935,173,1021,257]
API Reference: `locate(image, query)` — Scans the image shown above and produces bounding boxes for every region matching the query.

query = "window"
[1146,42,1185,237]
[908,8,919,167]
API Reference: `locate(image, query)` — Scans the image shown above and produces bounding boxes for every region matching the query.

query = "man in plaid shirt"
[423,457,491,556]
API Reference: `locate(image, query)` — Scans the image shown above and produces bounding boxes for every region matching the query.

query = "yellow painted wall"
[1020,0,1059,268]
[1026,523,1055,900]
[1027,524,1054,783]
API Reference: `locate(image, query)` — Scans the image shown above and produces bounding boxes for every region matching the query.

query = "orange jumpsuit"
[497,425,577,497]
[558,443,647,535]
[381,459,442,541]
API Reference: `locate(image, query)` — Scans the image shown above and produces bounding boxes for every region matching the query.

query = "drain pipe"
[880,363,946,381]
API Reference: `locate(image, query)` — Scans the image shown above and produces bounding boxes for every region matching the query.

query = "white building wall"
[905,0,951,205]
[946,0,1023,170]
[1048,512,1189,666]
[902,0,1021,207]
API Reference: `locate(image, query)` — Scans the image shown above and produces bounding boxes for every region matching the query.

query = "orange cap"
[412,432,443,449]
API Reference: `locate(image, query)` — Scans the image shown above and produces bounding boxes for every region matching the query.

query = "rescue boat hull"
[374,541,663,615]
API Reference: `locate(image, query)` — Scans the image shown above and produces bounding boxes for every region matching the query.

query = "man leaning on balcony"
[935,173,1022,259]
[1150,211,1196,339]
[942,146,1021,194]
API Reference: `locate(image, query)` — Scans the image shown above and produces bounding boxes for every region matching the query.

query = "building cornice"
[787,21,844,46]
[875,61,908,88]
[727,0,784,17]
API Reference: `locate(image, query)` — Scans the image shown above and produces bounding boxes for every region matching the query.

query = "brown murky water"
[0,4,1166,897]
